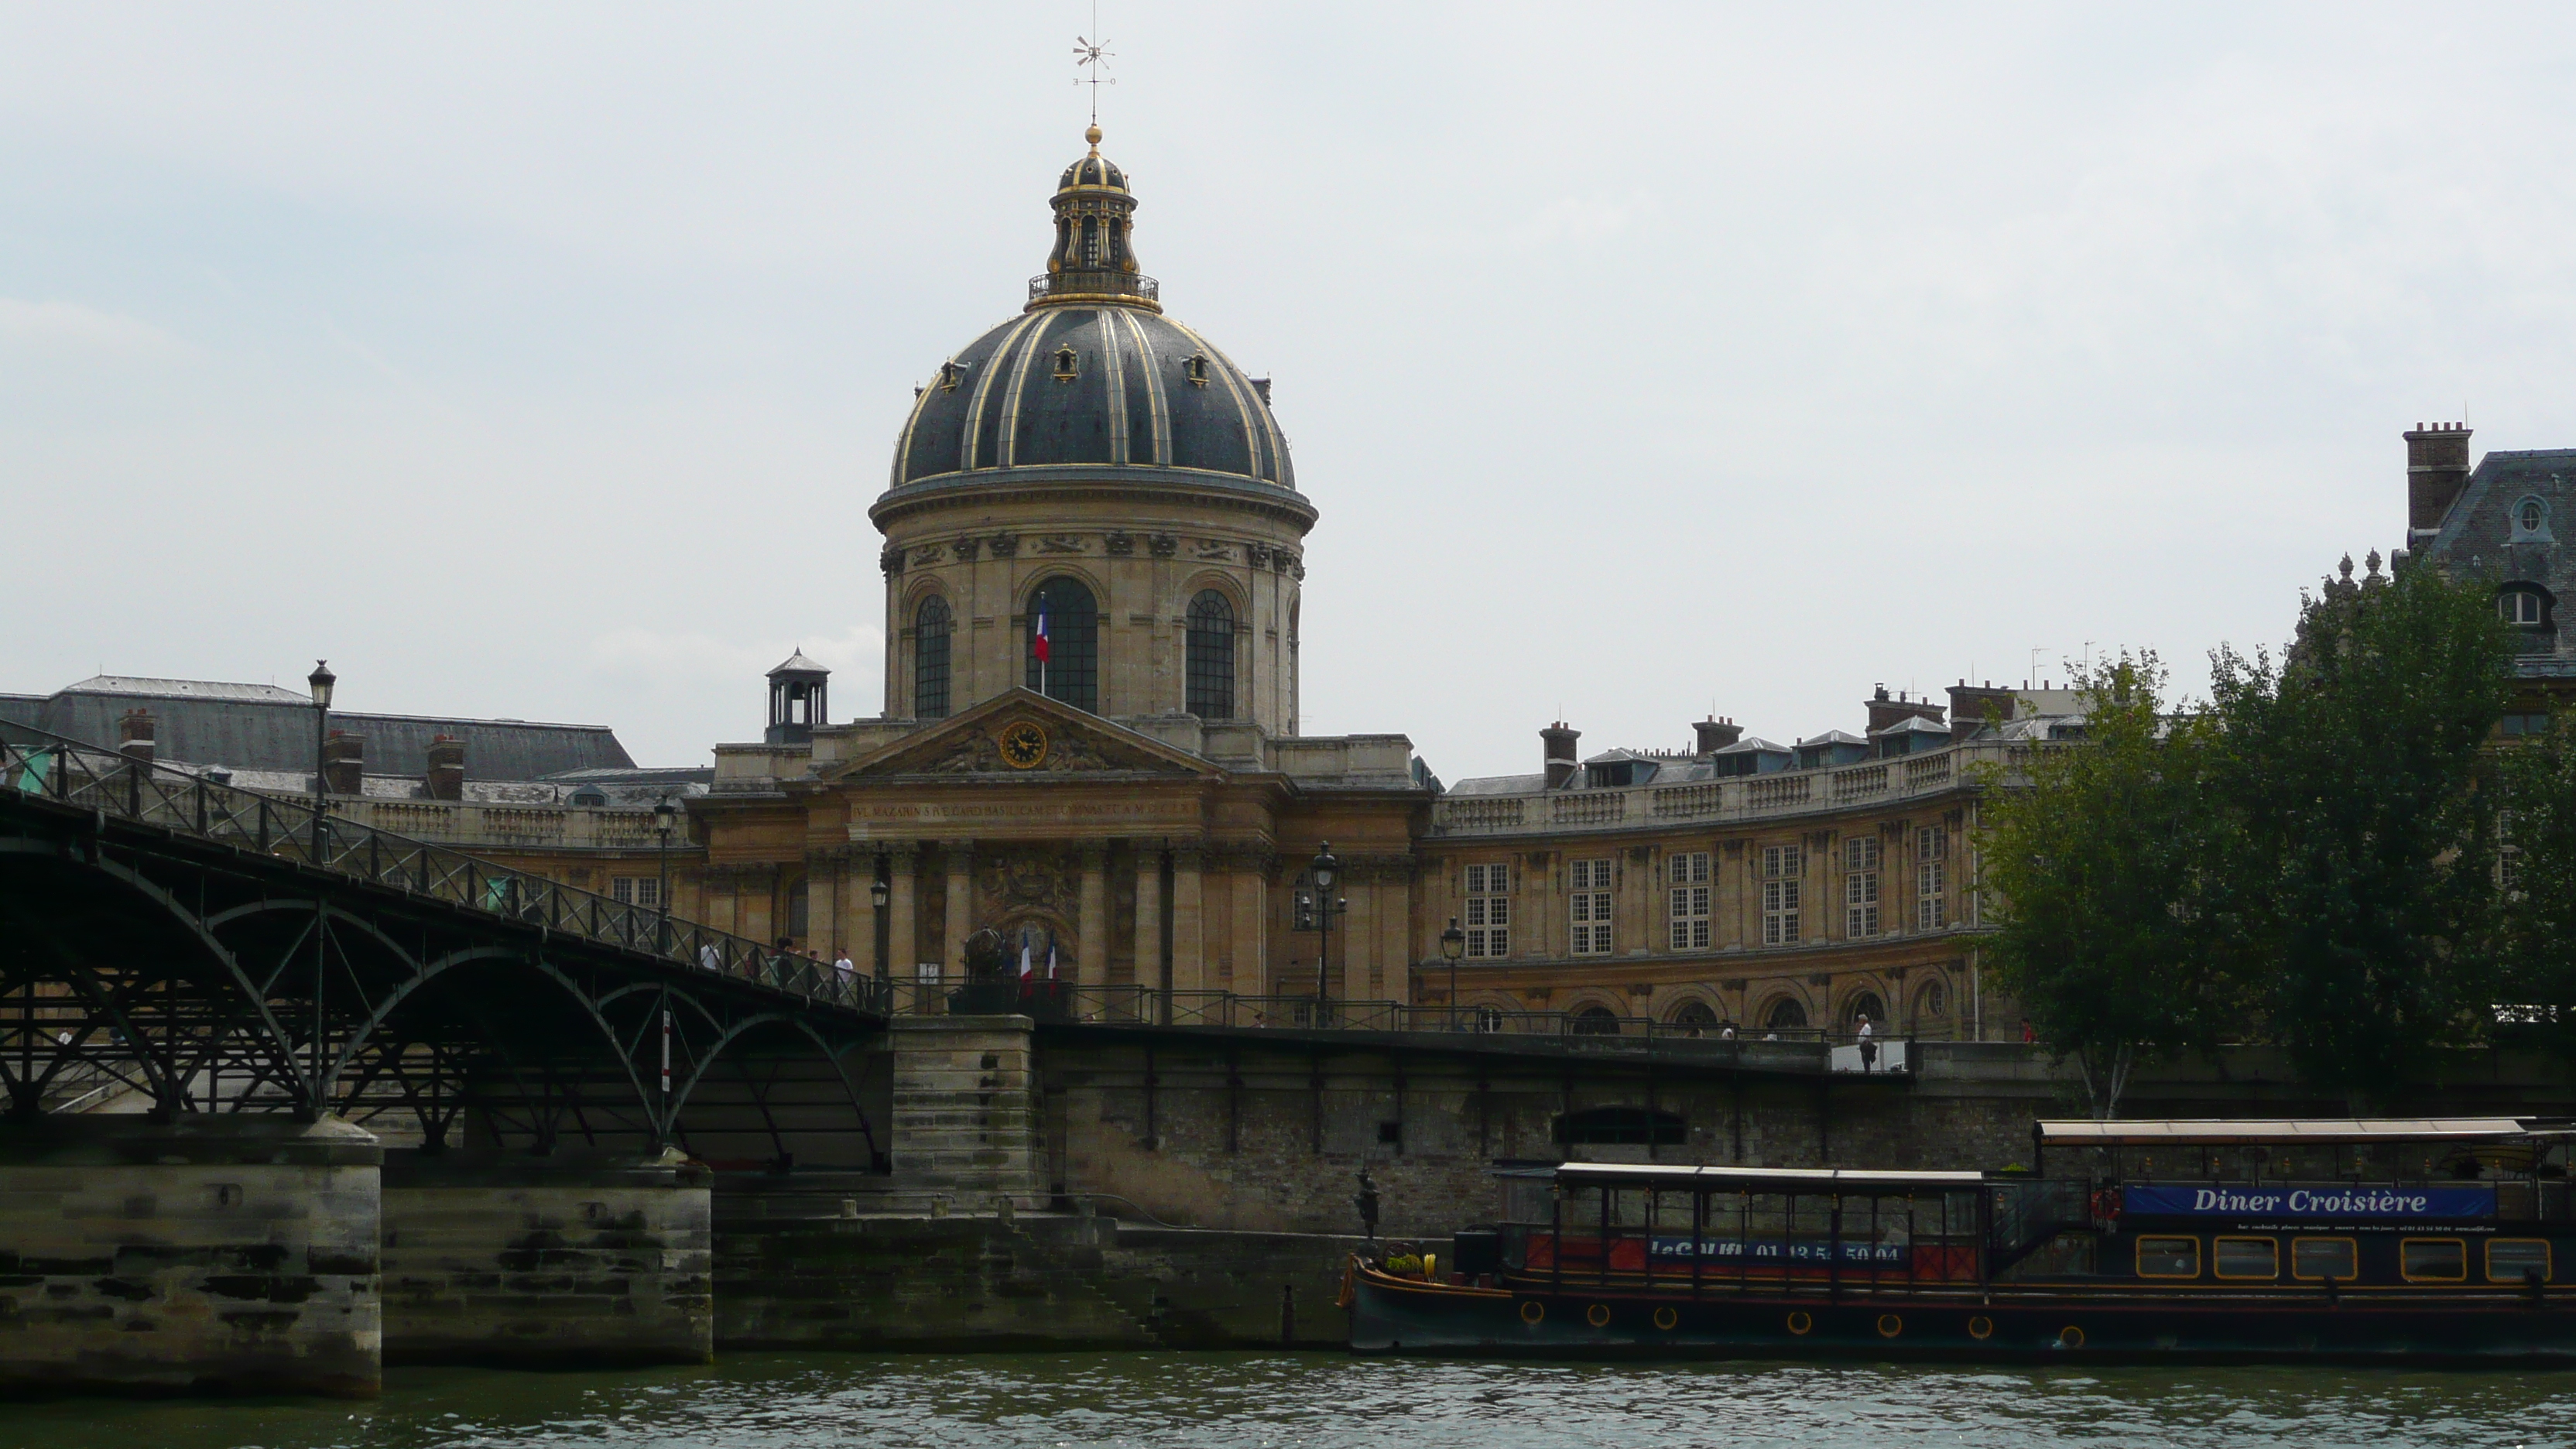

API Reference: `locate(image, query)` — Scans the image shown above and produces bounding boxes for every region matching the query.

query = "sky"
[5,3,2575,782]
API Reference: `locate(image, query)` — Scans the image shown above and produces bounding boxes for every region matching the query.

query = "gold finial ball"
[1085,124,1103,148]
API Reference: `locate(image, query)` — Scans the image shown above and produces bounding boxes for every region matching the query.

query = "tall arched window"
[1025,576,1099,712]
[1186,590,1235,720]
[913,595,952,720]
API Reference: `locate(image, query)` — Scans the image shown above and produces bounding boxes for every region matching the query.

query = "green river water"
[0,1353,2568,1448]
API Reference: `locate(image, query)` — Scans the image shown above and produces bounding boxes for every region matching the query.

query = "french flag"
[1033,609,1050,664]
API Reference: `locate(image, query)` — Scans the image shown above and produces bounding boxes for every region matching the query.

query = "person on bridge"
[699,942,721,971]
[833,947,855,981]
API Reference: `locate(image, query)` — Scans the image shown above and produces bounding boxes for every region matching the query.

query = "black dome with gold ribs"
[882,128,1300,502]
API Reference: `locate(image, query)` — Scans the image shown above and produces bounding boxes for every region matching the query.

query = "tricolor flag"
[1046,936,1059,980]
[1018,933,1034,979]
[1032,609,1051,664]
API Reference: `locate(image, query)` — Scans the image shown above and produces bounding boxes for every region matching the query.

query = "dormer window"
[2515,495,2553,540]
[937,360,965,393]
[1052,346,1079,382]
[1183,353,1210,388]
[2502,586,2551,628]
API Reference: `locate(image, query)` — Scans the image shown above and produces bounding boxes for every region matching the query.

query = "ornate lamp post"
[306,660,335,853]
[653,796,678,949]
[1310,841,1340,1023]
[869,872,892,1003]
[1440,916,1467,1031]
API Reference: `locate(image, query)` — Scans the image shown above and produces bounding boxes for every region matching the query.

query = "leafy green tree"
[1977,653,2240,1118]
[2492,706,2576,1059]
[2208,553,2512,1102]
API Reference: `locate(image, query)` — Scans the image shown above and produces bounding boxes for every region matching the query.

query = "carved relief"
[1191,540,1232,561]
[978,847,1082,920]
[912,719,1155,775]
[1290,560,1307,581]
[952,537,982,563]
[1246,543,1273,568]
[1036,534,1087,553]
[912,545,946,567]
[881,544,906,575]
[988,533,1020,558]
[1146,533,1177,558]
[1104,530,1135,556]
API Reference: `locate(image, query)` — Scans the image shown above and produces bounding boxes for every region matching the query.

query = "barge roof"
[1533,1163,1987,1194]
[2038,1118,2553,1146]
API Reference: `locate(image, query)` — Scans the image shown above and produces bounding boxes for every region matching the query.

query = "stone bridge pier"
[0,1115,382,1397]
[380,1148,713,1367]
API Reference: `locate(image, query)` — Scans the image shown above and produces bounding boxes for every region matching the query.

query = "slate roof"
[2419,447,2576,679]
[29,677,635,780]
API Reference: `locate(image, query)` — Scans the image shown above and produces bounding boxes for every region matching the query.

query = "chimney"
[426,735,464,801]
[321,731,365,796]
[1865,684,1945,735]
[1693,715,1742,755]
[2406,421,2473,539]
[116,707,156,764]
[1946,680,2017,741]
[1540,721,1581,790]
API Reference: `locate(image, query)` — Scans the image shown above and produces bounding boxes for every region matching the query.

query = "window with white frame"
[1463,862,1512,959]
[1570,858,1614,956]
[1917,826,1948,930]
[1667,851,1711,951]
[611,876,662,909]
[1761,844,1802,946]
[1845,835,1880,938]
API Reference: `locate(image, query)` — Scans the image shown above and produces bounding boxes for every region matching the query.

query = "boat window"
[2135,1235,2200,1279]
[2290,1237,2357,1282]
[2489,1238,2552,1283]
[2400,1238,2467,1283]
[2213,1236,2278,1280]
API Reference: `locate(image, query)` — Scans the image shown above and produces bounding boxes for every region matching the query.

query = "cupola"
[1030,125,1159,313]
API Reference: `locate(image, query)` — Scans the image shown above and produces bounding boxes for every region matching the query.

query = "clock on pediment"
[999,720,1050,769]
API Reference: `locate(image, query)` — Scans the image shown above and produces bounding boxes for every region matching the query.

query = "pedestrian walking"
[1857,1014,1877,1072]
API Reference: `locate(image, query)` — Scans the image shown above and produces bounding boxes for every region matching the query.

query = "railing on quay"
[883,975,1917,1067]
[0,721,890,1017]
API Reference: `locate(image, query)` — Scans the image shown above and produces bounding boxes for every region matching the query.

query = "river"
[2,1353,2567,1447]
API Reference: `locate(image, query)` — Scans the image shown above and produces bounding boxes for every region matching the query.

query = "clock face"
[999,721,1050,769]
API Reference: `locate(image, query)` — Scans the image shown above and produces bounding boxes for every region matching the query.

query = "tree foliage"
[2494,707,2576,1059]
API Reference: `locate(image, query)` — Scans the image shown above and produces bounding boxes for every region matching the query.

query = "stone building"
[2402,422,2576,729]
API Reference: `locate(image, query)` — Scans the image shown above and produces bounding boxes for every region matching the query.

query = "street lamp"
[869,871,892,995]
[1440,916,1467,1031]
[653,795,678,949]
[306,661,335,850]
[1310,841,1340,1023]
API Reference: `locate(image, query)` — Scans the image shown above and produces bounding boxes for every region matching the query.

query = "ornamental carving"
[1146,533,1177,558]
[1192,540,1233,560]
[988,533,1020,558]
[915,720,1145,775]
[1246,544,1273,568]
[1036,534,1087,553]
[912,545,946,567]
[881,544,906,575]
[1104,531,1135,556]
[977,848,1082,920]
[952,538,982,562]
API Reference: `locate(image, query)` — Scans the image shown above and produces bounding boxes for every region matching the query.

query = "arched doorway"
[1670,999,1718,1036]
[1763,996,1809,1032]
[1571,1005,1621,1036]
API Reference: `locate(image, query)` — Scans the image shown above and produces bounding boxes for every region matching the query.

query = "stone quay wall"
[0,1115,382,1398]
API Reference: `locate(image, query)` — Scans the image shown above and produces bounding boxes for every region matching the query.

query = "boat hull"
[1351,1269,2576,1363]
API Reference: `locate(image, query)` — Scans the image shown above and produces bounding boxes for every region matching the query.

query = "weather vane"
[1073,2,1115,128]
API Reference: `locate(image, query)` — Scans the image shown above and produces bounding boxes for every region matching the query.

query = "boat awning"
[1544,1162,1987,1194]
[2037,1118,2540,1148]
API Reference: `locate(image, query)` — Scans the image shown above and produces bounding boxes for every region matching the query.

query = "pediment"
[827,689,1222,783]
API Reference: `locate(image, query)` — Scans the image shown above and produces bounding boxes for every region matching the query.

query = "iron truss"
[0,723,886,1164]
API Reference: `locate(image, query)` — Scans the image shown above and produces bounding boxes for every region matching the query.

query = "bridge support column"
[380,1147,711,1367]
[888,1015,1040,1211]
[0,1115,382,1397]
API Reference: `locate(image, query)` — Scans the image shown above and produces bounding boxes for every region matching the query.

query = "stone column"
[0,1115,382,1396]
[1077,844,1108,988]
[944,841,976,978]
[1343,871,1375,1001]
[807,849,841,957]
[884,843,919,985]
[1133,842,1166,1018]
[887,1015,1040,1210]
[1231,855,1269,998]
[380,1148,712,1368]
[1170,843,1207,1000]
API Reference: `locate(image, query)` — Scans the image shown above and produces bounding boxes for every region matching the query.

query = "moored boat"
[1348,1117,2576,1362]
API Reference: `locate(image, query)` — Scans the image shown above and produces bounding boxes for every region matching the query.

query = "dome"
[882,126,1297,502]
[887,307,1295,495]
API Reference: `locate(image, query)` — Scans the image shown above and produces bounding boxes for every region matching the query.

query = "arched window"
[1845,992,1886,1029]
[1186,590,1235,720]
[1025,576,1100,712]
[1764,997,1809,1030]
[1670,999,1718,1036]
[2519,497,2550,534]
[1571,1005,1622,1036]
[1916,978,1950,1021]
[2502,587,2550,629]
[914,595,952,720]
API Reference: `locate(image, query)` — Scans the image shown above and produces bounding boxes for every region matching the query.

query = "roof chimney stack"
[426,735,464,801]
[322,731,365,796]
[1693,715,1742,755]
[116,707,155,764]
[1540,721,1581,790]
[2406,421,2473,542]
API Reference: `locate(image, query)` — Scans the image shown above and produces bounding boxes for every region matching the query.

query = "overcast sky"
[6,4,2574,781]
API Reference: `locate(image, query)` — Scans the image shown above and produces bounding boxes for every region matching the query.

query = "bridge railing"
[0,721,891,1017]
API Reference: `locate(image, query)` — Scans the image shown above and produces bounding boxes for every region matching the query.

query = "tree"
[2492,706,2576,1060]
[2208,553,2511,1102]
[1977,653,2239,1118]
